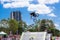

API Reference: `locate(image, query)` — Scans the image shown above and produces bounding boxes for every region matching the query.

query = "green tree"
[49,27,60,36]
[8,19,18,34]
[18,20,27,35]
[0,19,9,34]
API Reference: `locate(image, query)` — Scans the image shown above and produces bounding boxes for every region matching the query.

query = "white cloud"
[3,1,30,8]
[54,23,60,30]
[47,13,57,17]
[0,0,11,4]
[28,4,52,14]
[55,24,59,27]
[38,0,59,4]
[1,0,33,8]
[0,0,33,3]
[0,0,59,15]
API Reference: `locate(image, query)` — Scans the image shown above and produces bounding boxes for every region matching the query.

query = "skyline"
[0,0,60,30]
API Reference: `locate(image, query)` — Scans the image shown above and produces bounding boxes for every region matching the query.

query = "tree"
[32,19,56,32]
[8,19,18,34]
[1,19,8,21]
[18,20,27,35]
[49,28,60,36]
[28,28,36,32]
[0,19,9,34]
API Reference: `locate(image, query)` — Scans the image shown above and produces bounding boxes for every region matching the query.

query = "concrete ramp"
[20,32,47,40]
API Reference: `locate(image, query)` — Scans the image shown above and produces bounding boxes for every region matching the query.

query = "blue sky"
[0,0,60,30]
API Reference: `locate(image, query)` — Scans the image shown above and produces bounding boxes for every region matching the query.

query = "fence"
[0,37,20,40]
[55,37,60,40]
[0,35,20,40]
[52,37,60,40]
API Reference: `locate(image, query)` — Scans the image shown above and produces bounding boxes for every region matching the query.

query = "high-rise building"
[10,11,21,21]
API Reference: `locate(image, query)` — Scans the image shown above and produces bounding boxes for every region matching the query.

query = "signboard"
[20,32,47,40]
